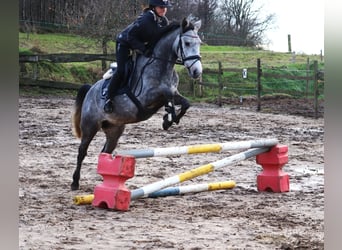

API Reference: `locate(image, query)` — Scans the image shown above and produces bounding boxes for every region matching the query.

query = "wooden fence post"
[199,76,203,97]
[198,76,203,97]
[257,58,261,111]
[190,79,194,97]
[313,60,319,119]
[33,62,39,80]
[31,55,39,80]
[288,34,292,53]
[218,61,223,107]
[306,57,310,99]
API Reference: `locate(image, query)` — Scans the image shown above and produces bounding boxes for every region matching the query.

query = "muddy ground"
[19,95,324,249]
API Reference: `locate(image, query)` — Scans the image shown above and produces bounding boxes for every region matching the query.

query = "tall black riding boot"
[104,73,120,113]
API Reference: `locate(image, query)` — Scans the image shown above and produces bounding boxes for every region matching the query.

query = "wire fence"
[178,58,324,118]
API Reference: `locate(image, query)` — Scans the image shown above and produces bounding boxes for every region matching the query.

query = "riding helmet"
[149,0,172,7]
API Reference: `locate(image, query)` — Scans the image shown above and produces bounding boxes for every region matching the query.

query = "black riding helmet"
[149,0,172,7]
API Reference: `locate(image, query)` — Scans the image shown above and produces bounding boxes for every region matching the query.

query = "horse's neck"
[129,30,179,92]
[154,29,179,62]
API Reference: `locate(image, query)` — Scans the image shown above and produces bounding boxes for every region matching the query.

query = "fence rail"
[262,73,314,81]
[19,53,114,63]
[19,77,81,89]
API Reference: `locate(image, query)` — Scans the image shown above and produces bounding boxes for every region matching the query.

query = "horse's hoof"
[71,183,79,191]
[162,120,172,130]
[162,114,173,130]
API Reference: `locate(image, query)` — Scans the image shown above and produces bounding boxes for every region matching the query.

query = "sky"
[257,0,324,55]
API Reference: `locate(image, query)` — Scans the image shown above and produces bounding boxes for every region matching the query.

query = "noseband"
[175,33,201,68]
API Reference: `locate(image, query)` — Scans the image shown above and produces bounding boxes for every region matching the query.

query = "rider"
[104,0,179,113]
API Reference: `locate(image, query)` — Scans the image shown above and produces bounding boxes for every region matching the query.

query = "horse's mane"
[154,19,196,50]
[153,27,179,51]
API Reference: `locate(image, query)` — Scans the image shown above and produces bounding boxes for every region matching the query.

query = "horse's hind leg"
[71,123,99,190]
[101,123,125,154]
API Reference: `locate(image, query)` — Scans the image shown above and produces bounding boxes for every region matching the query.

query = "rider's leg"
[104,42,130,113]
[104,72,121,113]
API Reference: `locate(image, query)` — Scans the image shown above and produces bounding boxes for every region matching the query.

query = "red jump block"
[256,145,289,192]
[92,153,135,211]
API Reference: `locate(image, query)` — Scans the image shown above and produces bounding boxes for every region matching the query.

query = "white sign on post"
[242,68,247,79]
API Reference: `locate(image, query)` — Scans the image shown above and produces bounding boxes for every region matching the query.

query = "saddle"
[101,55,153,120]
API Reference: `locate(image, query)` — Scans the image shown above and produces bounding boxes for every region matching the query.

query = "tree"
[167,0,202,21]
[19,0,275,49]
[66,0,147,70]
[216,0,275,46]
[197,0,217,33]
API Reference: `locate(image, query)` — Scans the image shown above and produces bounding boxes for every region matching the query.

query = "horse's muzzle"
[191,68,202,79]
[187,59,202,79]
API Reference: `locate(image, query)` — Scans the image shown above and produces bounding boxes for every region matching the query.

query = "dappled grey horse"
[71,18,202,190]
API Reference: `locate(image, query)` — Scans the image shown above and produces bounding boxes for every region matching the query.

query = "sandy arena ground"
[19,95,324,249]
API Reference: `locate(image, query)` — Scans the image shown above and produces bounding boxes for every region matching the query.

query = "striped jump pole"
[147,180,236,198]
[73,180,236,205]
[116,138,278,158]
[130,147,269,200]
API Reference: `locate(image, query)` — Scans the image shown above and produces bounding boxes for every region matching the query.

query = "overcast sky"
[257,0,324,55]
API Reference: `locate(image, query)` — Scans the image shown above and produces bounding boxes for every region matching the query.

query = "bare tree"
[216,0,275,46]
[197,0,218,33]
[67,0,147,70]
[167,0,199,21]
[19,0,275,49]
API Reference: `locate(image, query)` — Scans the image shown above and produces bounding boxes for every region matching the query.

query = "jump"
[71,18,202,190]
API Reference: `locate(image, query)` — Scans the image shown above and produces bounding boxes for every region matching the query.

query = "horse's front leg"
[162,92,190,130]
[162,98,175,130]
[173,92,190,124]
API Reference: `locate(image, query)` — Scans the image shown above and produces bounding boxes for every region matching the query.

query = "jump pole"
[116,138,278,158]
[147,180,236,198]
[73,180,236,205]
[130,147,269,200]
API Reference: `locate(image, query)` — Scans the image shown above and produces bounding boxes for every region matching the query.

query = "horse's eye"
[185,42,190,46]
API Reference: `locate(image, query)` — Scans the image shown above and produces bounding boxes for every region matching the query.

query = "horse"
[71,18,202,190]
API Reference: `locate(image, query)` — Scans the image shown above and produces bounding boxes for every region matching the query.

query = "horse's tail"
[72,84,91,138]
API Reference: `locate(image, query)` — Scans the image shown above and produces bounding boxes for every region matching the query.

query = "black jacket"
[117,10,179,53]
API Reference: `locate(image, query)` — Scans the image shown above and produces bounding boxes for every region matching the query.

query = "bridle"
[144,29,201,68]
[175,33,202,69]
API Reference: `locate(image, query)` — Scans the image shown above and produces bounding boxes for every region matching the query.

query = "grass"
[19,32,323,65]
[19,32,116,54]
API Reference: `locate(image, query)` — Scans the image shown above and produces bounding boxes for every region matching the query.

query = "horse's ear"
[181,18,189,32]
[194,20,201,32]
